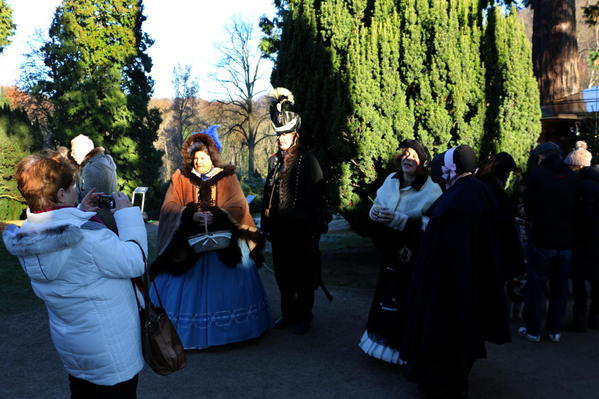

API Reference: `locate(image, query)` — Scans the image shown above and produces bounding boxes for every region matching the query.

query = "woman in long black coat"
[476,152,525,281]
[400,145,510,399]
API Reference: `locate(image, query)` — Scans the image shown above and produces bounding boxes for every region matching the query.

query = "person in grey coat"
[70,134,118,232]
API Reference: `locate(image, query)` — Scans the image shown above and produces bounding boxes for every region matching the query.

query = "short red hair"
[15,150,78,212]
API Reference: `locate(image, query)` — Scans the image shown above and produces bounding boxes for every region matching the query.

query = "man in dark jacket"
[519,143,579,343]
[261,88,328,335]
[400,145,510,399]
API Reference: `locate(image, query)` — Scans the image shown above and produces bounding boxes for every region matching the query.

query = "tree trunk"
[247,140,256,177]
[532,0,580,103]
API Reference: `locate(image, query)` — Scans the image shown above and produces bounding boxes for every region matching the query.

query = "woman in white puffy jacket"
[2,150,147,398]
[358,139,442,365]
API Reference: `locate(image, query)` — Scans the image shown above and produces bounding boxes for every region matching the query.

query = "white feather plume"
[268,87,295,105]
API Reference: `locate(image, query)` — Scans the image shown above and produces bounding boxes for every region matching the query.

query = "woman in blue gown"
[150,127,271,349]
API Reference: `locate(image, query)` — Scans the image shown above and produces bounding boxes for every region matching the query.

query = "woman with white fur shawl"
[358,139,442,365]
[150,128,271,349]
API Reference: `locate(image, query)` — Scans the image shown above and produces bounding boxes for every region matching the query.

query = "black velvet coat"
[261,144,328,235]
[400,176,510,371]
[479,175,525,280]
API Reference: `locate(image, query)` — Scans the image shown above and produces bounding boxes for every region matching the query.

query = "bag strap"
[128,240,165,314]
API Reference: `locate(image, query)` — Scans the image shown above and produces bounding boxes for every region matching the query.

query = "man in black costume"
[400,145,510,399]
[261,88,328,335]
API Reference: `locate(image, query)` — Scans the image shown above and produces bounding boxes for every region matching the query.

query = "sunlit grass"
[0,221,41,315]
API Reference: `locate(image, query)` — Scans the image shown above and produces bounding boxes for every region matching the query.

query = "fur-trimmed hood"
[181,133,224,177]
[3,223,82,257]
[2,207,99,281]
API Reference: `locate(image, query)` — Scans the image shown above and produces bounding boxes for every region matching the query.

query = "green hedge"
[0,197,25,220]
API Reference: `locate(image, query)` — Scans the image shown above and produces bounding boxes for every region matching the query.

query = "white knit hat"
[70,134,95,165]
[564,141,592,167]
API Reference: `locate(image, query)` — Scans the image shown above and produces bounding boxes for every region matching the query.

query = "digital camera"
[97,194,115,209]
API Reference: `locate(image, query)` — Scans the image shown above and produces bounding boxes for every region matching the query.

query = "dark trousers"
[270,228,320,322]
[573,279,599,314]
[524,246,572,335]
[69,374,138,399]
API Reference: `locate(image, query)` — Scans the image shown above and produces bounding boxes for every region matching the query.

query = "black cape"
[478,175,525,280]
[400,176,510,370]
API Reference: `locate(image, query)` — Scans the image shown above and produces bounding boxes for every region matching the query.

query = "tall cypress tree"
[271,0,351,209]
[35,0,162,196]
[483,6,540,168]
[267,0,540,219]
[116,0,162,196]
[341,0,413,217]
[399,0,485,155]
[0,103,39,219]
[0,0,14,53]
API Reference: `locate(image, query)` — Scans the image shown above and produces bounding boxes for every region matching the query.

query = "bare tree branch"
[212,16,273,177]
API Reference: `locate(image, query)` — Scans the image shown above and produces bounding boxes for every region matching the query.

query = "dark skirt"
[359,223,420,364]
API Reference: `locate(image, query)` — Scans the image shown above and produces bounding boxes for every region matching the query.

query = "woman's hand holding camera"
[80,188,101,212]
[80,188,131,212]
[112,192,133,211]
[193,211,214,226]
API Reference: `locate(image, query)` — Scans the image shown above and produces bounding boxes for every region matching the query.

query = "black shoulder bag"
[129,240,187,375]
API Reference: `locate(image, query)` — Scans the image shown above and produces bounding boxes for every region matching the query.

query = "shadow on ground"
[1,220,598,398]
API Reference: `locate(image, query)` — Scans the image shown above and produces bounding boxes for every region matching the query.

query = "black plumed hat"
[268,87,301,135]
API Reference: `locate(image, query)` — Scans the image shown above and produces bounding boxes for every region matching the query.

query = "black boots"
[293,318,311,335]
[273,317,294,329]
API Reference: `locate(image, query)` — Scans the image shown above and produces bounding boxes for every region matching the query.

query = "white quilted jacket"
[2,207,147,385]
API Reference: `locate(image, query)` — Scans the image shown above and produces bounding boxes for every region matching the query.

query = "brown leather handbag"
[130,241,186,376]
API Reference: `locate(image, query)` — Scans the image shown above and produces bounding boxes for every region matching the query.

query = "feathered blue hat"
[193,125,222,152]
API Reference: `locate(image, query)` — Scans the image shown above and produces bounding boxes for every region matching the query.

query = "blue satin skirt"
[150,251,271,350]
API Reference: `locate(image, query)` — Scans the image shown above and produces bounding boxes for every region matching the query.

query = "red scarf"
[32,206,105,225]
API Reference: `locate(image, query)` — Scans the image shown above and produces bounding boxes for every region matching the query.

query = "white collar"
[192,167,223,179]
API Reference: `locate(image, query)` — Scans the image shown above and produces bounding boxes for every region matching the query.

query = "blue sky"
[0,0,277,99]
